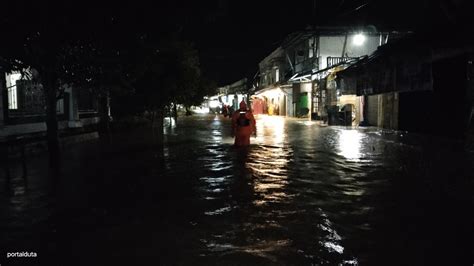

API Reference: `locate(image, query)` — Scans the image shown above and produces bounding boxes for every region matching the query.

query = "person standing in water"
[231,100,256,146]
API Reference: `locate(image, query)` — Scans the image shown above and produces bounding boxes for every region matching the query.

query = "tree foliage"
[0,3,217,158]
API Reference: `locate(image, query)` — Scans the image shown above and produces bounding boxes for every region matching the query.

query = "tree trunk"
[98,92,111,146]
[44,75,61,169]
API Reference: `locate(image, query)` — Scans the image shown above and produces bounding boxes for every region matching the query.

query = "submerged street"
[1,114,473,265]
[2,1,474,265]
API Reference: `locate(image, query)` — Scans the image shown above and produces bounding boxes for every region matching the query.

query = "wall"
[283,87,293,117]
[300,82,311,93]
[0,121,69,137]
[366,95,379,126]
[258,47,286,87]
[380,92,399,129]
[397,54,469,137]
[338,95,362,125]
[366,92,399,129]
[319,35,380,69]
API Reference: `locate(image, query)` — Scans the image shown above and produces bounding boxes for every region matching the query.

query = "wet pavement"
[1,114,473,265]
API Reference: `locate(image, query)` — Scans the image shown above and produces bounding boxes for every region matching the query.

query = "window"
[6,73,21,109]
[275,68,279,82]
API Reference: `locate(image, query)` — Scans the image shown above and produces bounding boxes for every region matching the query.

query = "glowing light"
[193,107,210,114]
[338,130,362,160]
[256,87,283,99]
[353,33,365,46]
[209,99,220,108]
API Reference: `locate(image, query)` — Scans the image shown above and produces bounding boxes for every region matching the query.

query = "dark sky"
[182,0,368,85]
[5,0,471,86]
[173,0,471,86]
[177,0,314,86]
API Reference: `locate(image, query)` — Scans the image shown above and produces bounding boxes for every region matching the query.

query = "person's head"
[239,100,247,111]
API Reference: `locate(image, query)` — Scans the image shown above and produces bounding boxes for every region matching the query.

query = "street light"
[353,33,365,46]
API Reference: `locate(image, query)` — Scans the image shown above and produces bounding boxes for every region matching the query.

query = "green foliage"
[0,6,216,118]
[181,77,218,108]
[130,36,208,112]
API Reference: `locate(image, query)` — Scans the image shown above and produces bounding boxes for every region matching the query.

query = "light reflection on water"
[254,115,286,146]
[337,129,363,160]
[248,116,291,206]
[2,114,471,265]
[192,115,360,264]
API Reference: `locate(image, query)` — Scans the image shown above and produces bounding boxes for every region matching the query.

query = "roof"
[288,57,362,82]
[338,32,474,78]
[281,26,403,48]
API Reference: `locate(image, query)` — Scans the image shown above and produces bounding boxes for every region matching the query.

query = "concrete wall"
[380,92,399,129]
[338,95,362,126]
[319,35,380,69]
[366,92,399,129]
[258,47,286,87]
[366,95,379,126]
[300,82,312,93]
[0,116,99,138]
[0,121,69,137]
[283,87,294,117]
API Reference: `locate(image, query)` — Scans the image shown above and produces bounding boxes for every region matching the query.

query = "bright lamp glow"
[353,34,365,46]
[209,100,220,108]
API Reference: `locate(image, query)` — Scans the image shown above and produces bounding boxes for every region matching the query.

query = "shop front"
[252,87,287,116]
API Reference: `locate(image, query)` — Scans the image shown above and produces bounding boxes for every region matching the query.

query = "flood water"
[1,114,473,265]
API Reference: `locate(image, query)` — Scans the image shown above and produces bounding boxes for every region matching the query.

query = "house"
[336,32,474,136]
[0,68,101,138]
[210,78,250,114]
[251,47,290,116]
[252,26,403,122]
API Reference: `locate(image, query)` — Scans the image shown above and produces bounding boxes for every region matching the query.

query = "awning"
[288,57,362,83]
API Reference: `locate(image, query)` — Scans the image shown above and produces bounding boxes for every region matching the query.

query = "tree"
[0,3,83,167]
[168,40,201,122]
[0,2,213,166]
[0,3,139,165]
[181,78,218,115]
[128,36,203,137]
[62,39,138,145]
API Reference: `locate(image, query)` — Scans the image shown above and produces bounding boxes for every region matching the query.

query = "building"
[336,32,474,136]
[0,68,101,138]
[253,26,403,122]
[252,47,290,116]
[216,78,250,112]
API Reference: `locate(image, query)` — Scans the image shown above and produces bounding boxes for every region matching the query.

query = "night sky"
[5,0,471,86]
[172,0,470,86]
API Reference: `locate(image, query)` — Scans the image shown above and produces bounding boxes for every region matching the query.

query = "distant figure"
[232,100,256,146]
[222,104,229,117]
[228,106,235,118]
